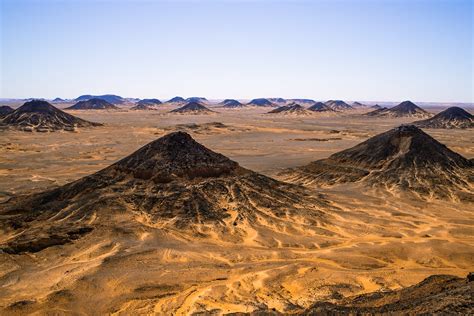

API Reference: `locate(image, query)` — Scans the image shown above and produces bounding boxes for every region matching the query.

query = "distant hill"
[1,100,101,132]
[166,96,186,103]
[170,102,215,114]
[185,97,207,103]
[247,98,274,107]
[352,101,366,107]
[368,100,431,118]
[325,100,353,110]
[138,98,161,105]
[75,94,125,104]
[52,97,65,102]
[288,99,316,105]
[414,106,473,129]
[219,99,245,108]
[0,105,14,117]
[267,103,311,115]
[130,99,162,110]
[268,98,286,104]
[308,102,335,112]
[370,104,382,110]
[67,98,118,110]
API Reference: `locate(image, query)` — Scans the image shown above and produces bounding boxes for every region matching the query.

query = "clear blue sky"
[1,0,472,102]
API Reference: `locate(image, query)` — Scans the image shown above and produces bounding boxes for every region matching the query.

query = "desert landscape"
[1,0,473,314]
[0,98,472,315]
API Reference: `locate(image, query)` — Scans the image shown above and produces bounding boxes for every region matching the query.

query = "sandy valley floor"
[0,105,473,314]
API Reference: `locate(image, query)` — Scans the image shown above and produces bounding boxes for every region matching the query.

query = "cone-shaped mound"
[166,96,186,103]
[325,100,353,110]
[170,102,215,114]
[352,101,366,107]
[414,107,473,129]
[138,98,162,106]
[282,125,473,199]
[247,98,274,106]
[186,97,207,103]
[370,104,382,110]
[2,132,334,254]
[308,102,335,112]
[220,99,244,108]
[0,105,14,117]
[1,100,101,132]
[67,98,118,110]
[267,103,311,115]
[131,99,162,110]
[369,101,431,118]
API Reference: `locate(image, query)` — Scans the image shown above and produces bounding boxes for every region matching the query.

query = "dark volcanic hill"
[282,125,473,199]
[75,94,125,104]
[1,132,332,254]
[325,100,353,110]
[268,98,286,104]
[288,99,315,105]
[267,103,311,115]
[66,98,119,110]
[1,100,101,132]
[131,99,162,110]
[370,100,431,118]
[186,97,207,103]
[166,96,186,103]
[170,102,215,114]
[247,98,274,107]
[352,101,366,107]
[414,106,473,129]
[52,97,65,102]
[308,102,334,112]
[138,98,162,105]
[0,105,14,117]
[219,99,244,108]
[370,104,382,110]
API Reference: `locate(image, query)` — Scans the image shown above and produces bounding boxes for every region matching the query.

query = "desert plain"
[0,103,473,314]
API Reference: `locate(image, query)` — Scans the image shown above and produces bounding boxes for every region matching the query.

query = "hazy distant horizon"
[1,0,473,102]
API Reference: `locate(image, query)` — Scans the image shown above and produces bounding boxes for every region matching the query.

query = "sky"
[1,0,473,102]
